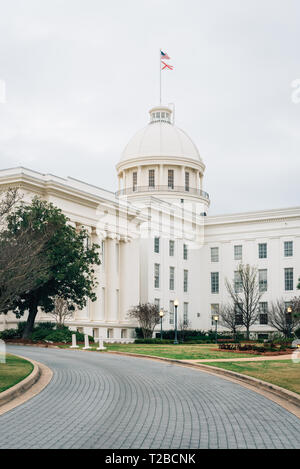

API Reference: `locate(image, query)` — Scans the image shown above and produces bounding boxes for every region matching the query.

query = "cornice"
[205,207,300,227]
[116,155,205,173]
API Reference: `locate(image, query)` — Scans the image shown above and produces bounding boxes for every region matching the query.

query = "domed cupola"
[116,105,209,206]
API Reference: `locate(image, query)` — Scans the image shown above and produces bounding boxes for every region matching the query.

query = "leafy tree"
[5,198,100,338]
[225,263,263,339]
[128,303,160,339]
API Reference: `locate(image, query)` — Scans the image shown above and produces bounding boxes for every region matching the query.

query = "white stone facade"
[0,104,299,340]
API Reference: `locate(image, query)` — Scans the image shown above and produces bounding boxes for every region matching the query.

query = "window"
[211,272,219,294]
[154,298,160,310]
[169,267,175,290]
[154,237,160,253]
[185,172,190,191]
[183,244,188,260]
[184,270,188,292]
[234,303,243,325]
[211,247,219,262]
[259,269,268,292]
[169,240,175,256]
[234,271,243,293]
[169,300,174,325]
[284,268,293,291]
[132,171,137,191]
[168,169,174,189]
[259,302,268,325]
[284,241,293,257]
[149,169,155,188]
[211,304,219,325]
[258,243,267,259]
[154,263,160,288]
[183,303,189,325]
[234,245,242,260]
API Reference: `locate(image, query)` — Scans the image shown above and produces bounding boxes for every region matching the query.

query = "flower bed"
[217,342,292,354]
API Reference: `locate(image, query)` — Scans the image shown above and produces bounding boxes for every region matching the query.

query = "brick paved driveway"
[0,345,299,449]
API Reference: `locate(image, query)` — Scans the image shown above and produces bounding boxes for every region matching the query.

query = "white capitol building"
[1,104,299,340]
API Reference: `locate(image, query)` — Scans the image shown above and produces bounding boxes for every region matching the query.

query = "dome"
[120,106,202,163]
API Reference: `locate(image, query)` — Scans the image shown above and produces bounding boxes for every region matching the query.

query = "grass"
[102,343,263,360]
[0,354,34,393]
[203,360,300,395]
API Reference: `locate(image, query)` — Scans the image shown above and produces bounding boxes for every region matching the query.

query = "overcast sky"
[0,0,299,214]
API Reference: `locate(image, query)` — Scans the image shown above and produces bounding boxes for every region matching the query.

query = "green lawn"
[0,354,34,393]
[203,360,300,395]
[103,343,262,360]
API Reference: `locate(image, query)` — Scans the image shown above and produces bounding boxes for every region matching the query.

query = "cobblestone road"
[0,346,299,449]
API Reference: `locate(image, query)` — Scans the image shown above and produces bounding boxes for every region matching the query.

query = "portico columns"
[105,233,118,322]
[119,236,140,322]
[91,229,106,322]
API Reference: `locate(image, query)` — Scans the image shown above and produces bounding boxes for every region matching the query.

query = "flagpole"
[159,48,161,105]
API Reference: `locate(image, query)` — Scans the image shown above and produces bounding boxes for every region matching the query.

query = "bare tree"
[225,263,263,339]
[48,296,75,328]
[0,190,53,313]
[268,299,300,338]
[128,303,160,339]
[0,224,53,313]
[0,188,21,225]
[219,304,242,339]
[291,296,300,319]
[178,318,191,342]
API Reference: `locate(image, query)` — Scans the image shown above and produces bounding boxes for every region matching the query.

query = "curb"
[107,351,300,410]
[0,356,41,408]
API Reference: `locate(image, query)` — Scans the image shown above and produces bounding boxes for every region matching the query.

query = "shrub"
[30,329,52,342]
[135,338,173,344]
[0,328,19,340]
[44,329,72,343]
[36,322,56,330]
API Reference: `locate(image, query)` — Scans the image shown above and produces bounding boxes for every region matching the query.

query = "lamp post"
[159,309,164,341]
[174,299,179,345]
[213,314,219,344]
[287,306,293,337]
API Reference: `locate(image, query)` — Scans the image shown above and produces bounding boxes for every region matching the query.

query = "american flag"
[160,50,170,60]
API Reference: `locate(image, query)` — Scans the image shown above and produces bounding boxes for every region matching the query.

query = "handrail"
[116,185,210,200]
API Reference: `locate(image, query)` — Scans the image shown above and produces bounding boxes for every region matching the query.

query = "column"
[137,166,142,190]
[159,164,164,187]
[196,171,200,192]
[200,174,203,191]
[181,166,185,188]
[105,234,118,322]
[91,229,106,322]
[119,237,140,322]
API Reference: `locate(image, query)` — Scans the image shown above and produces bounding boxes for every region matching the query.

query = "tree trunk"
[246,327,250,340]
[22,303,38,339]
